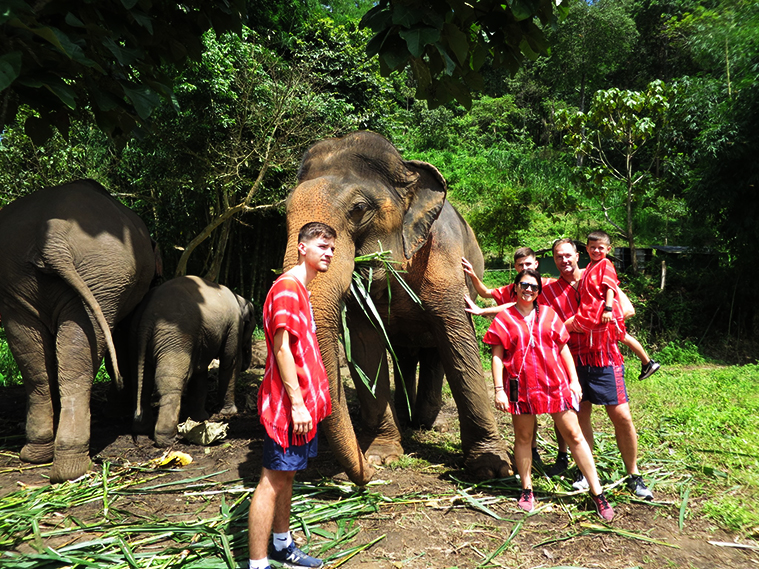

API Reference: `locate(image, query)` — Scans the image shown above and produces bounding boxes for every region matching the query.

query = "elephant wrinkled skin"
[284,131,512,485]
[131,276,256,447]
[0,180,159,483]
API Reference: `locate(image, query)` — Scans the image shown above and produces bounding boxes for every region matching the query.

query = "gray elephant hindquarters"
[132,275,255,447]
[0,180,158,483]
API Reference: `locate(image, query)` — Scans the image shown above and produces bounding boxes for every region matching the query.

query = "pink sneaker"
[518,488,534,512]
[591,492,615,521]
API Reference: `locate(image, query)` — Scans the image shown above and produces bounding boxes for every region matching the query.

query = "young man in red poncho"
[247,222,336,569]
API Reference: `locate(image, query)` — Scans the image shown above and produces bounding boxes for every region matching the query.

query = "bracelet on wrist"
[494,386,504,391]
[604,305,613,312]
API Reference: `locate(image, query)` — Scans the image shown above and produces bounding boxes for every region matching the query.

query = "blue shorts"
[262,428,319,472]
[577,364,628,406]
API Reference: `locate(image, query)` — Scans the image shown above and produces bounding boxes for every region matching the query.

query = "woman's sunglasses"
[518,282,539,292]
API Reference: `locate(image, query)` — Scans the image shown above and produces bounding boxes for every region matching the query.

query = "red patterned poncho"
[574,259,626,367]
[258,274,332,449]
[483,305,574,415]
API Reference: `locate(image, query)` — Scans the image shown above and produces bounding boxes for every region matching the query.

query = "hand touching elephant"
[284,131,512,485]
[130,276,255,447]
[0,180,161,483]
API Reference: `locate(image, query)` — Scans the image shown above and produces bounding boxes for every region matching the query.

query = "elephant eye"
[349,201,370,223]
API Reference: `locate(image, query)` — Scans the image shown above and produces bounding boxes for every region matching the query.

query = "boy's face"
[587,239,610,263]
[515,255,538,272]
[298,235,335,273]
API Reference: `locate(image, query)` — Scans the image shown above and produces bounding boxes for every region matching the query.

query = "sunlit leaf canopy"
[361,0,568,109]
[0,0,245,144]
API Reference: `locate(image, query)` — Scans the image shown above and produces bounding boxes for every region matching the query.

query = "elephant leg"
[6,318,57,465]
[393,346,419,428]
[216,345,239,416]
[430,313,513,479]
[347,316,403,466]
[50,318,99,483]
[133,359,156,435]
[153,356,191,447]
[185,369,210,422]
[412,347,446,431]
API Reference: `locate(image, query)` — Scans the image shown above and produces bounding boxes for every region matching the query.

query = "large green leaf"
[0,51,22,91]
[399,26,440,58]
[122,84,159,120]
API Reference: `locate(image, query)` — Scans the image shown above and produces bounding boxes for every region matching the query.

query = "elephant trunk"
[284,210,376,485]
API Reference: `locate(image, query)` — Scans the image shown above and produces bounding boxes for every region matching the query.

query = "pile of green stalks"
[0,463,389,568]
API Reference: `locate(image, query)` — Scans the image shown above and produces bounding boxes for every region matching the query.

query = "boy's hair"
[587,230,612,245]
[552,238,577,254]
[298,221,337,244]
[514,246,536,262]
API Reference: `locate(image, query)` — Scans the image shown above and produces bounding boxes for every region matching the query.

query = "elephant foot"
[364,439,404,467]
[218,403,237,416]
[464,450,514,480]
[49,453,92,484]
[187,409,210,422]
[154,430,177,448]
[20,441,54,464]
[411,410,446,432]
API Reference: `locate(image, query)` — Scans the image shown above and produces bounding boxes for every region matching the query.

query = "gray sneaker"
[572,470,589,491]
[269,542,323,569]
[626,474,654,501]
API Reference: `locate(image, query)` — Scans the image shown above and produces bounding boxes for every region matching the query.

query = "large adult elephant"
[131,276,256,447]
[0,180,160,483]
[284,131,512,485]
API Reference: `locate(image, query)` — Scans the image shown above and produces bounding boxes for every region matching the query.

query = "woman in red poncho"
[483,269,614,520]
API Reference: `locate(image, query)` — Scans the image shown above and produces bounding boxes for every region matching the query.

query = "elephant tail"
[38,242,123,389]
[133,319,150,424]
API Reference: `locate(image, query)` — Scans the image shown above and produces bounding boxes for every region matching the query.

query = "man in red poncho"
[247,222,336,569]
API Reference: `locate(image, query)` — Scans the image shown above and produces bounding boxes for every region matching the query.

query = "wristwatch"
[604,305,613,312]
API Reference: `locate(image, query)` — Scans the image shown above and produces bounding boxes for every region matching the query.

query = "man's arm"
[272,328,313,435]
[462,257,494,298]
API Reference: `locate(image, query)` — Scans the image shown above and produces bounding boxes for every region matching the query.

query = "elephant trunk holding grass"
[0,180,161,483]
[131,276,255,447]
[284,131,512,485]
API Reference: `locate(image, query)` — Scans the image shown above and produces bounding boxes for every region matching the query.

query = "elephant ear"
[399,160,447,259]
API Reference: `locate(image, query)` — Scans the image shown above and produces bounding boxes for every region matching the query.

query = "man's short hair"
[298,222,337,244]
[552,238,577,254]
[514,246,536,262]
[587,230,611,245]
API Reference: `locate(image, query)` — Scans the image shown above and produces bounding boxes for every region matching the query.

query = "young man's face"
[553,243,579,277]
[299,235,335,273]
[515,255,538,272]
[586,239,610,263]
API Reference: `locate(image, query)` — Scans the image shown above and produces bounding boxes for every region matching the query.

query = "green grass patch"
[627,364,759,532]
[0,330,21,387]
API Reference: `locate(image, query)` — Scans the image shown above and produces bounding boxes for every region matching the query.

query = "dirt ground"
[1,342,758,569]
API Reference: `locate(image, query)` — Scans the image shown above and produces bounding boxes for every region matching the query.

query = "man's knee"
[261,467,296,492]
[606,403,633,425]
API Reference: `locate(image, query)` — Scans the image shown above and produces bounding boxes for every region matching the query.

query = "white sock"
[272,531,292,551]
[249,558,269,569]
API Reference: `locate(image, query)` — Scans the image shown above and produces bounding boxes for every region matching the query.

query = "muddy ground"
[1,342,757,569]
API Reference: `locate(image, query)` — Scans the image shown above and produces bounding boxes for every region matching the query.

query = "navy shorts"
[262,428,319,472]
[577,364,628,406]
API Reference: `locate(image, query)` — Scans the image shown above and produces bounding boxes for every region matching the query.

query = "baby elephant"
[132,276,255,447]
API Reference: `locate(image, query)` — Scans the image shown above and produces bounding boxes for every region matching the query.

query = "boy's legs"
[622,334,650,364]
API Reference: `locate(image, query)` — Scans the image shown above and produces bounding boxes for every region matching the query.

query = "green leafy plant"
[344,249,423,413]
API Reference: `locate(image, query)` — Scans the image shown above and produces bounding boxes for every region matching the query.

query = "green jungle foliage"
[0,0,757,363]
